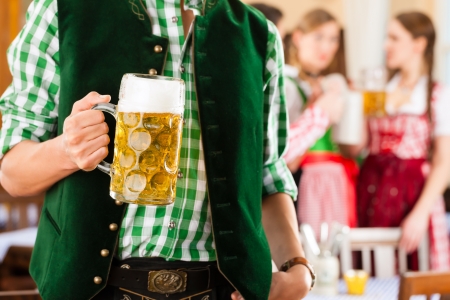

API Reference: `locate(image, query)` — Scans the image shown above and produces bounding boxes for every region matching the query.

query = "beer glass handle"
[91,103,117,175]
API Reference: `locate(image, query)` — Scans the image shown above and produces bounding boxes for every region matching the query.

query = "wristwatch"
[280,257,316,290]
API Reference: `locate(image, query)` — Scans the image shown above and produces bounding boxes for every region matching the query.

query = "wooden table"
[0,227,37,263]
[0,229,40,299]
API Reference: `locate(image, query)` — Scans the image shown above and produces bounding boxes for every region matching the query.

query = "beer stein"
[361,67,387,117]
[332,91,363,145]
[320,73,363,145]
[92,74,185,205]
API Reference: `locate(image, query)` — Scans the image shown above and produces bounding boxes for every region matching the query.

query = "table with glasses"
[305,277,440,300]
[0,227,38,293]
[0,227,37,263]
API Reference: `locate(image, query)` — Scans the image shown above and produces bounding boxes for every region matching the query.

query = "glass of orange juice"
[344,269,369,295]
[361,67,387,117]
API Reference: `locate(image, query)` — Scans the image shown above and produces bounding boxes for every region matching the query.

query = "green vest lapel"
[194,1,271,299]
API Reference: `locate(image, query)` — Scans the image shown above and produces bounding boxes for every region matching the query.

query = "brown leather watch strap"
[280,257,316,290]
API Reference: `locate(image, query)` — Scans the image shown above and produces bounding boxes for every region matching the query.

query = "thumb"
[71,92,111,116]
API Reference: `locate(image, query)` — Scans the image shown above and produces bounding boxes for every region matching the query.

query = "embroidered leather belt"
[108,264,229,295]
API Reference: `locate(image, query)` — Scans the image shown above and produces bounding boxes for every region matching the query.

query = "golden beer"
[93,73,185,205]
[110,112,183,205]
[363,91,386,118]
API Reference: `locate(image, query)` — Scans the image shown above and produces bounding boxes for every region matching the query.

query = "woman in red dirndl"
[353,13,450,270]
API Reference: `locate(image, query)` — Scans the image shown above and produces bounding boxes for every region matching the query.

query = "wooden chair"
[0,246,40,299]
[0,183,43,299]
[340,228,429,278]
[398,271,450,300]
[0,185,44,233]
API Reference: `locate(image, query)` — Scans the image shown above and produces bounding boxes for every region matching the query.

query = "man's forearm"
[262,192,304,269]
[1,137,77,197]
[1,93,112,197]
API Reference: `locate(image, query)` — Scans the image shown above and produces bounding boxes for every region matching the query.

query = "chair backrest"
[0,185,44,232]
[398,271,450,300]
[0,246,40,299]
[340,228,429,278]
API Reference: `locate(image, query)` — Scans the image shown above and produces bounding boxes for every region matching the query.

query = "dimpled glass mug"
[92,74,185,205]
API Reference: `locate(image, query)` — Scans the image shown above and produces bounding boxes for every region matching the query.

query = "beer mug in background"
[361,67,387,117]
[92,74,185,205]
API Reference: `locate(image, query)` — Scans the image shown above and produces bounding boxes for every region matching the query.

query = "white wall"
[343,0,390,82]
[242,0,345,30]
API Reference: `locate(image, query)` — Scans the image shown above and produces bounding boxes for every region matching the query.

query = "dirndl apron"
[358,111,450,270]
[286,76,358,238]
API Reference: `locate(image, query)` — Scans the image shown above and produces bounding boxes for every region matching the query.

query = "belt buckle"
[148,269,187,294]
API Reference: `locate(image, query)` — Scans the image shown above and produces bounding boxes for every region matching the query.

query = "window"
[435,0,450,84]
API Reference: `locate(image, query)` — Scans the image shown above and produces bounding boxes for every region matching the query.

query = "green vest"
[286,76,338,153]
[30,1,272,299]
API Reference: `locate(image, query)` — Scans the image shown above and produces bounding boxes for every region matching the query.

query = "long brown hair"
[284,9,346,77]
[394,12,436,116]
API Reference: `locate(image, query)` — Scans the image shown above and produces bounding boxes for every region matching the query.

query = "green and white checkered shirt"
[0,0,297,262]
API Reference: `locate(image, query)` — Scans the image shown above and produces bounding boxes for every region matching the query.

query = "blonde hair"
[298,9,336,33]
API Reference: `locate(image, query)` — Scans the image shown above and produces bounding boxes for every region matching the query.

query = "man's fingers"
[71,92,111,116]
[77,136,110,170]
[82,134,110,158]
[79,146,109,171]
[230,291,244,300]
[68,110,106,130]
[81,123,110,142]
[68,134,110,170]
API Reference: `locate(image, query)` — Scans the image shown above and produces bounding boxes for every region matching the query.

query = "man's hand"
[230,193,313,300]
[62,92,111,171]
[231,265,312,300]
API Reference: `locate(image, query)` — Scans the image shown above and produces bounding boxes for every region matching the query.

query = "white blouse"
[386,74,450,136]
[284,64,312,124]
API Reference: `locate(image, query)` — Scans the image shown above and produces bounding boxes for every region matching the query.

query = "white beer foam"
[118,74,185,113]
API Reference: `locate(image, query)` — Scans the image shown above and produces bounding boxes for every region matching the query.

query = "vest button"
[154,45,163,53]
[148,68,157,75]
[168,220,176,229]
[100,249,110,257]
[93,276,102,284]
[109,223,118,231]
[115,200,123,206]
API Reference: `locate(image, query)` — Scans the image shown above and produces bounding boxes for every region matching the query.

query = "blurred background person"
[251,3,286,39]
[283,9,357,238]
[347,12,450,270]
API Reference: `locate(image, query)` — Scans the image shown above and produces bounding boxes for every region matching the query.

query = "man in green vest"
[0,0,314,299]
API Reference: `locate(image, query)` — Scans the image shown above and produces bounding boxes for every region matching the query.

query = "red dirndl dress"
[357,97,450,270]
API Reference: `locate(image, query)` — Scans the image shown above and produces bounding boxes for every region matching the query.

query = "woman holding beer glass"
[351,12,450,270]
[283,9,357,238]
